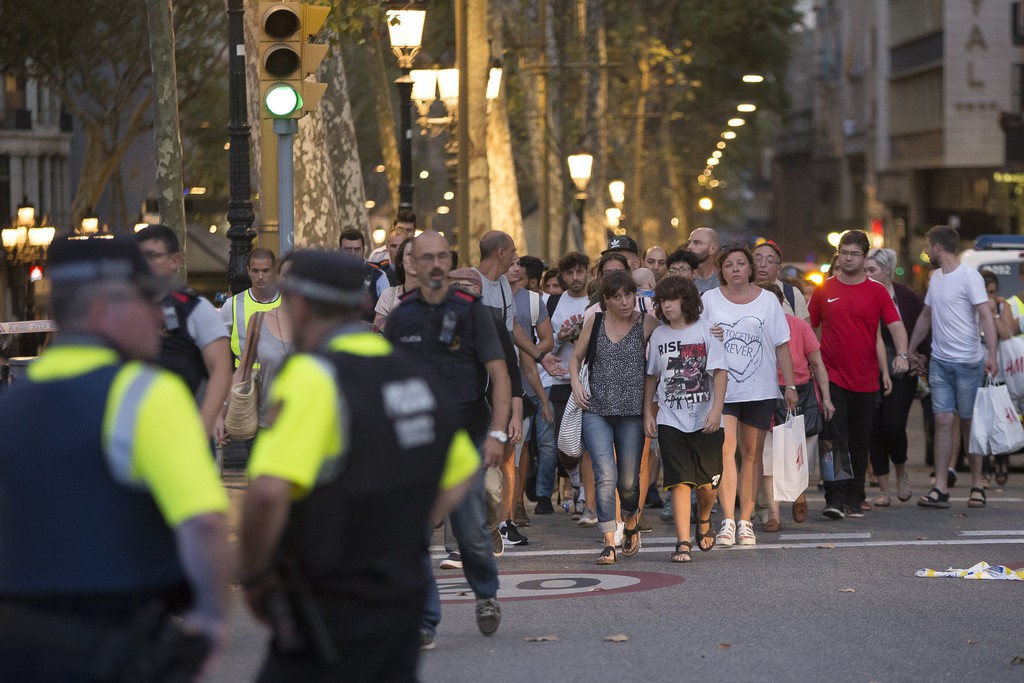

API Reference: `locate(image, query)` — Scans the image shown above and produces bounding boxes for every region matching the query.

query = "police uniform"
[158,287,228,394]
[0,237,228,679]
[243,252,479,681]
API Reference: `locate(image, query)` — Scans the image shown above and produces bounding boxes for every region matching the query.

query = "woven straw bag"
[225,311,264,441]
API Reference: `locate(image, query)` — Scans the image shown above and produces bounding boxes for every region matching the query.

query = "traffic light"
[258,2,330,119]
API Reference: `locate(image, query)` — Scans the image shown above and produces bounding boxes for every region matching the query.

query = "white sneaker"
[736,520,757,546]
[716,518,736,547]
[613,521,624,547]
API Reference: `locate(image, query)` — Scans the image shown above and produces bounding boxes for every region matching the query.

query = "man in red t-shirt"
[808,230,910,519]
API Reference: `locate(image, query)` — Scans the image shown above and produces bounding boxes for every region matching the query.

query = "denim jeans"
[581,412,645,533]
[420,530,441,634]
[532,388,563,498]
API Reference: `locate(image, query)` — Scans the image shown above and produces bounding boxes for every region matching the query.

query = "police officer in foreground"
[239,250,480,680]
[0,235,231,680]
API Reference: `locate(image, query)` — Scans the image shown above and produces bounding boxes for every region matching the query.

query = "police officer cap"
[602,234,639,255]
[47,234,167,296]
[281,249,367,307]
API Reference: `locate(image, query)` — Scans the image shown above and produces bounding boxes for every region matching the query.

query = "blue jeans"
[421,461,498,631]
[930,357,985,419]
[532,389,562,498]
[581,413,645,533]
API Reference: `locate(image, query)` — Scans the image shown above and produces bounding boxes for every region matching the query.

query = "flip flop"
[621,524,642,557]
[596,545,616,565]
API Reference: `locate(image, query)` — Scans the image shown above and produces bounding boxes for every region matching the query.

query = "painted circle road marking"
[437,571,684,602]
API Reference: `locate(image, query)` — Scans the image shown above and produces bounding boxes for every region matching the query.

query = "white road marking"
[958,530,1024,536]
[432,536,1024,559]
[779,533,871,540]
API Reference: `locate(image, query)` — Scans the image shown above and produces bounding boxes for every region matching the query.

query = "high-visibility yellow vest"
[227,289,281,361]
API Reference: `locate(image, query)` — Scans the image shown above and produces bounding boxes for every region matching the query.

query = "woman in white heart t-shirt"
[701,243,798,548]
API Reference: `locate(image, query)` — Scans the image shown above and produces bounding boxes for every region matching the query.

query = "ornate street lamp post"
[386,2,427,212]
[225,0,256,294]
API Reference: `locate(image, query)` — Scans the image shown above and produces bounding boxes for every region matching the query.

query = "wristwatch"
[535,351,548,363]
[898,352,909,360]
[488,430,509,444]
[786,385,797,391]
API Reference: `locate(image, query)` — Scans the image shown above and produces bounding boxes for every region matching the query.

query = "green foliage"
[324,0,387,44]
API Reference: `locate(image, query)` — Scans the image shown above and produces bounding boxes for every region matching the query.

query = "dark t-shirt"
[385,287,504,437]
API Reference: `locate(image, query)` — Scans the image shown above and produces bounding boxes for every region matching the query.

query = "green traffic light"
[265,83,301,117]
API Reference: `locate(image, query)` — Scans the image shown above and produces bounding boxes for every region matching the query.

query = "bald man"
[644,246,668,281]
[686,227,721,294]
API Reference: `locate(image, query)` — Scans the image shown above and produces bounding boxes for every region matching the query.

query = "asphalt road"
[213,404,1024,682]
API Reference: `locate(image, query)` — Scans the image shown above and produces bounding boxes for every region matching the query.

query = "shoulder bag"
[225,311,265,441]
[557,313,603,459]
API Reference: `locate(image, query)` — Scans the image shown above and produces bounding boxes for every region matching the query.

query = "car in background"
[960,234,1024,300]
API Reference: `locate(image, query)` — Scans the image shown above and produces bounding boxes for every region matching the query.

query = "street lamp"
[567,153,594,239]
[386,1,427,211]
[608,179,625,207]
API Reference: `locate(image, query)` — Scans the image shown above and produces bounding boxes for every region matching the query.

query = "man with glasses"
[666,248,699,279]
[808,230,910,520]
[385,230,510,643]
[754,240,809,321]
[135,224,232,441]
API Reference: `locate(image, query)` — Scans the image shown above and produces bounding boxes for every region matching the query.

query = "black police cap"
[47,234,167,296]
[280,249,368,307]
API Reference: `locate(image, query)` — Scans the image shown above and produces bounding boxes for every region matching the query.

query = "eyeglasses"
[668,265,692,275]
[416,251,452,264]
[753,255,779,265]
[838,250,864,258]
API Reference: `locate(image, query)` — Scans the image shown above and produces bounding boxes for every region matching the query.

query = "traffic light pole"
[274,118,298,255]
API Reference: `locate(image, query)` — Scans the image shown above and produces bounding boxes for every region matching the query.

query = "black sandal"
[695,517,716,552]
[622,523,642,557]
[596,545,617,565]
[671,541,692,563]
[917,487,950,509]
[968,487,987,508]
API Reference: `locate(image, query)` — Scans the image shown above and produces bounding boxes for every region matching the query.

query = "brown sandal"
[671,541,692,563]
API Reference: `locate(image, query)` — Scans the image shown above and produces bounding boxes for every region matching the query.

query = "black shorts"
[658,424,725,490]
[723,398,776,430]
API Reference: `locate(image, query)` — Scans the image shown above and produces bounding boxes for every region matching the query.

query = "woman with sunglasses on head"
[701,243,797,547]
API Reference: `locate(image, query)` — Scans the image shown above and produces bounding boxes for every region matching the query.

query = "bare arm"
[775,342,798,412]
[876,324,892,396]
[520,350,553,423]
[238,476,292,624]
[703,368,728,433]
[431,477,473,523]
[175,512,232,667]
[643,374,659,438]
[907,305,932,369]
[976,301,998,376]
[199,338,233,439]
[569,315,596,409]
[994,298,1015,341]
[483,357,511,467]
[642,312,662,340]
[806,348,834,420]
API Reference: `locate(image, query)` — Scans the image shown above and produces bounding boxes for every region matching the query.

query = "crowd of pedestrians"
[3,216,1015,681]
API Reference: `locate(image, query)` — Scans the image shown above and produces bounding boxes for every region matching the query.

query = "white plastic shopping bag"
[996,336,1024,398]
[970,377,1024,456]
[772,412,807,502]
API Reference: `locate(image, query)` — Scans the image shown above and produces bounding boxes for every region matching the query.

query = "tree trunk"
[466,0,490,254]
[486,6,524,251]
[365,32,400,212]
[290,44,367,250]
[146,0,188,271]
[661,117,689,247]
[581,0,608,258]
[70,94,153,227]
[629,45,650,247]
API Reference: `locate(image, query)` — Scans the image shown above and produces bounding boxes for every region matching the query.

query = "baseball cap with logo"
[602,235,639,256]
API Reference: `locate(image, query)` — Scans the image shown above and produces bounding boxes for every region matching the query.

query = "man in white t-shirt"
[908,225,997,509]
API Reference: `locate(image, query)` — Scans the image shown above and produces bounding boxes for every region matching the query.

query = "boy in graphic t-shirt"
[644,276,728,563]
